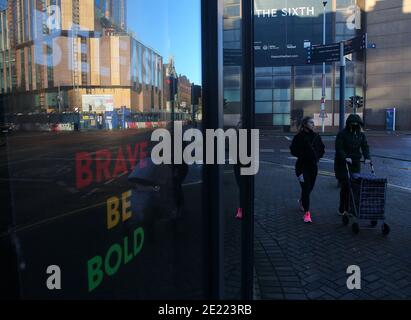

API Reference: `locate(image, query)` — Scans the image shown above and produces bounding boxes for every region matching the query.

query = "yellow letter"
[107,196,120,230]
[122,190,132,222]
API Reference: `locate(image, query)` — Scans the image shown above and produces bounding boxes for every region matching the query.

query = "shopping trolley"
[342,161,390,235]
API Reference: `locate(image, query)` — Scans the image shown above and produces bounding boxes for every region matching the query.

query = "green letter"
[104,244,122,277]
[133,227,145,256]
[124,236,133,264]
[87,256,104,292]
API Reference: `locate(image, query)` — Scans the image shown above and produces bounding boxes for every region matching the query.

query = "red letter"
[113,147,128,177]
[126,144,139,171]
[139,142,148,168]
[76,152,93,189]
[95,149,112,183]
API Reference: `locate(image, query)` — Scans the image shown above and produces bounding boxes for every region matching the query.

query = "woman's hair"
[300,116,313,131]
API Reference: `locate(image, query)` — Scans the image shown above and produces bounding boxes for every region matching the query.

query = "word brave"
[76,142,149,189]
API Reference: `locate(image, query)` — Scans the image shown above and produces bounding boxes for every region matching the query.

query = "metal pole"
[241,0,255,301]
[321,1,327,133]
[339,42,346,131]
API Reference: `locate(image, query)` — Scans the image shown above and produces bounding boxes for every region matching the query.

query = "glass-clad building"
[224,0,365,131]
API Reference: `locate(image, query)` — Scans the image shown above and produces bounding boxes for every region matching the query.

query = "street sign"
[308,43,341,64]
[344,34,367,55]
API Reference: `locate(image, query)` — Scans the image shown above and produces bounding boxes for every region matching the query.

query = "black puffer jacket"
[334,114,371,180]
[290,130,325,176]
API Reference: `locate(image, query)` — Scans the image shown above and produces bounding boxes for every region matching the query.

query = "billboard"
[254,0,332,67]
[82,95,115,113]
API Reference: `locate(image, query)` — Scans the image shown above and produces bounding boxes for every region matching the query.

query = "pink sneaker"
[304,212,312,224]
[298,199,304,212]
[235,208,243,220]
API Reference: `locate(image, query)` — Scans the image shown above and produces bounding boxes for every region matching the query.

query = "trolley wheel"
[370,221,378,228]
[382,224,391,236]
[352,223,360,234]
[342,215,349,226]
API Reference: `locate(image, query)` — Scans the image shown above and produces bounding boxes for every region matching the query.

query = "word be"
[107,191,132,230]
[346,265,362,290]
[76,142,148,189]
[87,227,144,292]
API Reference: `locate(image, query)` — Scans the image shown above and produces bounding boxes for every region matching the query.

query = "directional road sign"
[344,34,367,55]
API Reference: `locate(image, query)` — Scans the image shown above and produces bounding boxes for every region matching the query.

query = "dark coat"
[290,130,325,176]
[334,114,371,181]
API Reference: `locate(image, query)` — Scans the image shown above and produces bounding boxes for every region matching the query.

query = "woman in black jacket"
[290,117,325,223]
[335,114,371,215]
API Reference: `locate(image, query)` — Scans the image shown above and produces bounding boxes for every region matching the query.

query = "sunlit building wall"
[364,0,411,129]
[0,0,163,113]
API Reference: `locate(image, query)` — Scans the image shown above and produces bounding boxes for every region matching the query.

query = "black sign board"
[308,43,340,64]
[254,0,331,67]
[344,34,366,55]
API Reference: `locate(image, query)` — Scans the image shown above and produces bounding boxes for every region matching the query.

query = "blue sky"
[127,0,202,85]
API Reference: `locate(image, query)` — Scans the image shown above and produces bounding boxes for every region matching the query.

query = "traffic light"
[167,76,178,102]
[356,96,364,108]
[348,96,354,109]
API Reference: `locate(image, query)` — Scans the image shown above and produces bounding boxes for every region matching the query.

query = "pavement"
[253,161,411,300]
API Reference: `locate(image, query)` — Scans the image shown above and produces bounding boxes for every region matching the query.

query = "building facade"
[222,0,411,130]
[0,0,163,114]
[365,0,411,130]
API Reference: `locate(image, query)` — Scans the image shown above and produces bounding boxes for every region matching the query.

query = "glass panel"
[256,101,273,114]
[255,76,272,89]
[273,76,291,89]
[273,113,290,126]
[273,89,290,101]
[255,89,272,101]
[295,88,313,100]
[313,88,332,100]
[273,102,290,114]
[0,0,205,299]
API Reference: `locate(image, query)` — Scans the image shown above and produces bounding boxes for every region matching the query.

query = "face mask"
[351,124,360,131]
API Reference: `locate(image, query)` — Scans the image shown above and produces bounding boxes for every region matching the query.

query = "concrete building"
[222,0,411,130]
[0,0,163,114]
[364,0,411,130]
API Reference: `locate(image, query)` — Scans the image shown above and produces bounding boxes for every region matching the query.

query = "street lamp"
[321,1,328,133]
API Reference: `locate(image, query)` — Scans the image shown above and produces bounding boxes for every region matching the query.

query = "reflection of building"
[95,0,127,31]
[0,0,163,114]
[251,0,365,130]
[177,75,192,111]
[364,0,411,130]
[223,0,411,130]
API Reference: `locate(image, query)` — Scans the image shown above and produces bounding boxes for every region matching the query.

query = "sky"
[127,0,202,85]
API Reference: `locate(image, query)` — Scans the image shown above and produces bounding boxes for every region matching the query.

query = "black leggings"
[299,167,318,213]
[338,179,350,213]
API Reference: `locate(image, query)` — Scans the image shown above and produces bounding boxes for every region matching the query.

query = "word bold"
[87,227,144,292]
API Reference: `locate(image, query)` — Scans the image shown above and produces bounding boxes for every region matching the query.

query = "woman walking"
[290,117,325,223]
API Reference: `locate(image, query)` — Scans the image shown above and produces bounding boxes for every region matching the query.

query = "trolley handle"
[345,160,375,178]
[360,160,375,175]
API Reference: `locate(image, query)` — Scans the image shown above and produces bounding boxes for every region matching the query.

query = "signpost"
[344,34,367,55]
[306,33,369,130]
[308,43,341,64]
